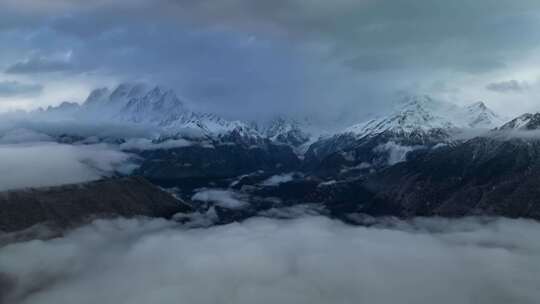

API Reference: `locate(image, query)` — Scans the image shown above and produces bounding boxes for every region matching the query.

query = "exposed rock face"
[0,177,192,233]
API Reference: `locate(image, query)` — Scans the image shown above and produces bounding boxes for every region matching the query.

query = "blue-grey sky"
[1,0,540,121]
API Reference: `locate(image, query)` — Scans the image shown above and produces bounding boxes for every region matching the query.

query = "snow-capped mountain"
[39,101,81,119]
[498,113,540,130]
[36,88,508,163]
[344,95,504,139]
[258,116,312,147]
[42,83,263,142]
[304,95,506,177]
[463,101,505,129]
[115,86,186,125]
[162,112,259,138]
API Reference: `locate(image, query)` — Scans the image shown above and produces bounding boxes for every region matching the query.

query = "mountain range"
[2,82,540,231]
[40,85,504,150]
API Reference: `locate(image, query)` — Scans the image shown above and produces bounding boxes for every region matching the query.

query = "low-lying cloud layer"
[1,216,539,304]
[0,142,135,191]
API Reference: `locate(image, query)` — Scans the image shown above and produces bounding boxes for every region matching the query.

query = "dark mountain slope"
[331,136,540,219]
[135,140,301,190]
[0,177,192,233]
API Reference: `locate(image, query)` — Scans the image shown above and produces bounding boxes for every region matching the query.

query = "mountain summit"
[344,95,504,139]
[258,116,313,147]
[45,83,261,141]
[304,95,506,176]
[499,113,540,131]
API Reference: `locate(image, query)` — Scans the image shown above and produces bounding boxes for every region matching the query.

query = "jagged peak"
[499,113,540,130]
[146,85,165,97]
[83,83,185,113]
[390,95,462,126]
[467,101,488,111]
[33,82,267,142]
[110,82,148,100]
[84,83,174,105]
[51,101,79,109]
[400,94,433,105]
[344,96,504,138]
[84,87,110,105]
[463,101,505,129]
[397,94,452,111]
[256,115,313,147]
[264,116,300,132]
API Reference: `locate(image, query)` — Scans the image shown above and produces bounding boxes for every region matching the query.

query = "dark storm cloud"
[486,80,528,93]
[0,81,42,97]
[4,0,540,72]
[155,0,540,73]
[1,0,540,119]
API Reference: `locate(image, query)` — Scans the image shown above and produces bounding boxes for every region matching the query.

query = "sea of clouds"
[1,216,539,304]
[0,123,148,191]
[0,141,136,191]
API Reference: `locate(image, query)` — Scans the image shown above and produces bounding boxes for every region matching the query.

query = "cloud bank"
[0,142,135,191]
[1,216,539,304]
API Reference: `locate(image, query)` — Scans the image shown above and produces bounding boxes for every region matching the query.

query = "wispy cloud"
[486,80,528,93]
[6,56,74,74]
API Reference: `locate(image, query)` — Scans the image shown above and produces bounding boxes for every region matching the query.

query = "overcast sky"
[1,0,540,121]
